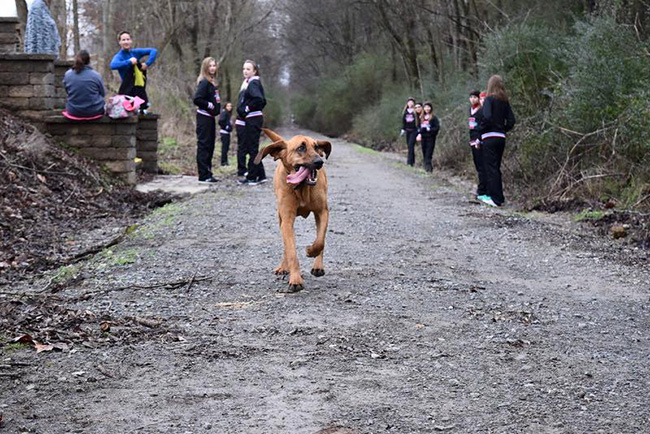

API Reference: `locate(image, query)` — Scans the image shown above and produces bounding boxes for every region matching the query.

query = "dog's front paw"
[278,283,304,293]
[310,268,325,277]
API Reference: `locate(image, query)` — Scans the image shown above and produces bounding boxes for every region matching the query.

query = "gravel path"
[2,128,649,434]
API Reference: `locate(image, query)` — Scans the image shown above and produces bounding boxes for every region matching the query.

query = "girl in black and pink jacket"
[400,97,418,166]
[193,57,221,183]
[478,75,516,207]
[416,102,440,172]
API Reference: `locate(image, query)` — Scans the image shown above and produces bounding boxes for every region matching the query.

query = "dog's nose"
[313,157,323,169]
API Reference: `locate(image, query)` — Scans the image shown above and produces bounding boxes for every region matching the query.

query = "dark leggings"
[421,134,437,172]
[196,114,215,180]
[220,133,230,166]
[243,116,266,181]
[236,124,247,176]
[471,145,487,196]
[405,129,418,166]
[481,137,506,205]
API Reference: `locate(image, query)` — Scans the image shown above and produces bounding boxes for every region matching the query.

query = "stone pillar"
[0,53,56,122]
[0,17,18,53]
[53,60,73,111]
[136,114,159,173]
[44,116,139,185]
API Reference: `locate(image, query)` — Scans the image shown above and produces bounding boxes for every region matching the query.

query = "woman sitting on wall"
[63,50,106,120]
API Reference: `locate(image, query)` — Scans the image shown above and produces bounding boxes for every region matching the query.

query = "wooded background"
[15,0,650,209]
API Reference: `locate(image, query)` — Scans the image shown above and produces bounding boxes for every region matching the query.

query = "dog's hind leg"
[308,208,328,277]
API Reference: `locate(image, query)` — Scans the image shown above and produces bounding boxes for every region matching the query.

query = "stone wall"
[44,116,139,185]
[136,114,159,173]
[0,53,57,123]
[0,20,161,185]
[0,18,18,53]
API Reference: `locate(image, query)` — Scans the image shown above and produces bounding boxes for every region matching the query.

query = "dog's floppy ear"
[254,140,286,164]
[262,128,285,143]
[316,140,332,159]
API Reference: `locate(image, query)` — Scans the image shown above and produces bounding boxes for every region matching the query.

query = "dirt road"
[2,128,649,433]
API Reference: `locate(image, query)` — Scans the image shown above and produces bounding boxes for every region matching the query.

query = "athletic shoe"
[479,196,497,207]
[198,177,219,183]
[246,180,260,186]
[256,178,268,184]
[236,178,249,185]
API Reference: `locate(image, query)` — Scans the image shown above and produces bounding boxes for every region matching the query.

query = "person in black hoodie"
[400,97,418,166]
[237,59,267,185]
[193,57,221,183]
[468,90,487,198]
[416,102,440,172]
[218,102,233,166]
[478,75,516,207]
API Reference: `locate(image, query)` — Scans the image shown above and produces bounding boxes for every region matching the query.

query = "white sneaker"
[479,196,498,207]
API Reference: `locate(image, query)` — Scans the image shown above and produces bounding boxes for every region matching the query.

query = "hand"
[140,62,148,70]
[416,134,421,142]
[400,129,405,137]
[129,57,138,65]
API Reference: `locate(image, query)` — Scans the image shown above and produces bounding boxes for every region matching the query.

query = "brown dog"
[254,129,332,292]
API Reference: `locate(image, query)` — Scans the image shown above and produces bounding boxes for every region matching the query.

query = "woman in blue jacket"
[63,50,105,118]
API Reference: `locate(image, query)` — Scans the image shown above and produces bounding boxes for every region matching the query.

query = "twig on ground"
[78,275,213,298]
[186,270,198,292]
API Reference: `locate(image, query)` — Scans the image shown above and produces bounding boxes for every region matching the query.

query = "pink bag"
[106,95,145,119]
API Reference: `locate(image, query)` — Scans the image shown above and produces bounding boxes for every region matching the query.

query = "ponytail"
[73,50,90,73]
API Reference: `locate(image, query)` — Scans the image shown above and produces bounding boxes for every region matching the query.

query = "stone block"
[136,150,158,161]
[104,160,135,173]
[29,72,55,85]
[0,72,29,85]
[0,97,29,109]
[114,122,138,135]
[0,21,17,33]
[64,135,93,148]
[29,97,54,109]
[141,162,158,173]
[89,135,114,147]
[0,33,17,44]
[77,124,115,136]
[116,171,137,185]
[137,118,158,130]
[112,135,136,148]
[44,123,68,135]
[136,130,158,141]
[32,84,55,97]
[79,147,136,161]
[0,85,7,96]
[136,140,159,152]
[8,85,34,97]
[53,97,65,110]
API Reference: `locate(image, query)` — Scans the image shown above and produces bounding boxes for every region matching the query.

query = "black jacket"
[218,109,232,132]
[193,78,220,117]
[469,105,484,141]
[237,77,266,118]
[418,114,440,138]
[481,96,515,135]
[402,108,418,130]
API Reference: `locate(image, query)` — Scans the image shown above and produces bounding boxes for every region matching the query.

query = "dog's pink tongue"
[286,166,309,185]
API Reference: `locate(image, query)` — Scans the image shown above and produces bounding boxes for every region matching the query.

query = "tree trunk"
[15,0,27,50]
[72,0,80,53]
[102,0,115,78]
[50,0,67,59]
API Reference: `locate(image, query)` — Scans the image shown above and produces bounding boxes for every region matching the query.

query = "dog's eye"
[297,144,306,152]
